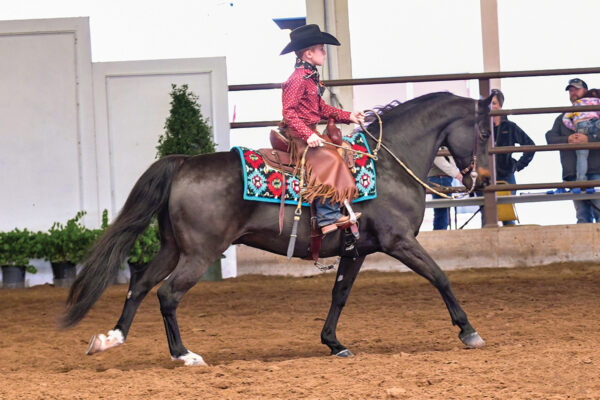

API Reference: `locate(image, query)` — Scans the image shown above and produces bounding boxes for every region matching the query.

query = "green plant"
[40,211,97,265]
[0,228,40,273]
[128,221,160,265]
[90,209,109,241]
[100,209,109,230]
[156,84,216,158]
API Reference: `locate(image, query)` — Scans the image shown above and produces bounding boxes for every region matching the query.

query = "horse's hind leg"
[87,216,180,355]
[383,234,485,348]
[157,244,226,366]
[321,255,366,357]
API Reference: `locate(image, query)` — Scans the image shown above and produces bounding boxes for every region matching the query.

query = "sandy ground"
[0,263,599,399]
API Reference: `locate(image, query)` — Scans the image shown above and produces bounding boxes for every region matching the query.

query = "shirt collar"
[294,58,325,96]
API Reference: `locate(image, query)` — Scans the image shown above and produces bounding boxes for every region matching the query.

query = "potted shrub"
[156,84,221,281]
[0,228,39,289]
[128,220,160,278]
[156,84,216,158]
[40,211,98,287]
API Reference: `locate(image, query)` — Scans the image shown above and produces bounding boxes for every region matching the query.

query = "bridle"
[458,101,488,194]
[358,100,486,197]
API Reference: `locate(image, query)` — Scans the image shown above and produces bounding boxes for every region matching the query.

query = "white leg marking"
[171,351,208,366]
[337,274,344,282]
[86,329,125,355]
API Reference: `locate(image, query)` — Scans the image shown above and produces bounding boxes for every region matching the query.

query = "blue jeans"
[566,173,600,223]
[574,120,600,182]
[428,176,453,230]
[315,197,342,227]
[576,149,589,182]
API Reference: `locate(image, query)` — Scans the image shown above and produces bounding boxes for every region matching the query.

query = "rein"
[358,110,453,199]
[319,140,377,159]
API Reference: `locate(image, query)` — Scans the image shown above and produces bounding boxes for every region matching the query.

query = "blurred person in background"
[427,147,462,230]
[546,78,600,223]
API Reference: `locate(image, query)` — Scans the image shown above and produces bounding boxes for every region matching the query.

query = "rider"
[280,24,365,235]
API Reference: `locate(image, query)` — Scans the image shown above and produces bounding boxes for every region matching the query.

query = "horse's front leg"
[321,255,365,357]
[382,233,485,348]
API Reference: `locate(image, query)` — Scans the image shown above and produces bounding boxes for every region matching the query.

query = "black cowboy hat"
[280,24,340,55]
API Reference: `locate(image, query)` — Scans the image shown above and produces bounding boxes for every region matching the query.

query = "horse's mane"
[356,92,455,132]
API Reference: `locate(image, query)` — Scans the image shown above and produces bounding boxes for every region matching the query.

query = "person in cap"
[562,79,600,187]
[546,78,600,223]
[280,24,365,235]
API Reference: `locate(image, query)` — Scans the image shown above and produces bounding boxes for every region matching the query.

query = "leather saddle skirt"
[259,147,296,175]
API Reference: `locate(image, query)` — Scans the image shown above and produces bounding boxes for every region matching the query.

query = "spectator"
[545,78,600,223]
[427,148,462,230]
[562,89,600,186]
[491,89,535,225]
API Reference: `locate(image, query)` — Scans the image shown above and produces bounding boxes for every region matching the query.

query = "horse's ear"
[478,94,494,110]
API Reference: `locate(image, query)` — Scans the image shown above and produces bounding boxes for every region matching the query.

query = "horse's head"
[444,95,493,191]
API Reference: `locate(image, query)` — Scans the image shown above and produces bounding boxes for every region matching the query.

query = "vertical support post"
[479,78,498,227]
[306,0,354,135]
[480,0,501,89]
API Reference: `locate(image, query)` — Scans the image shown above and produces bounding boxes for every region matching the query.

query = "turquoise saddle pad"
[231,131,376,206]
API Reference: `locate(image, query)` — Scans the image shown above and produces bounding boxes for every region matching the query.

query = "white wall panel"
[92,58,229,217]
[0,18,236,279]
[92,58,235,278]
[0,18,95,231]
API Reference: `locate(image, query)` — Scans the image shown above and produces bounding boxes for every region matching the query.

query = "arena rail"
[229,67,600,227]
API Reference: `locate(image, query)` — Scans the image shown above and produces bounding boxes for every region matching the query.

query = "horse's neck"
[382,110,452,179]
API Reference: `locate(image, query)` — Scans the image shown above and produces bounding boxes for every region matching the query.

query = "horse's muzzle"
[476,166,492,188]
[477,166,491,179]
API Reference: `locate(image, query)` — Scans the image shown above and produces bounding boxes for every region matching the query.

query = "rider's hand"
[455,173,463,183]
[307,133,324,148]
[350,111,365,125]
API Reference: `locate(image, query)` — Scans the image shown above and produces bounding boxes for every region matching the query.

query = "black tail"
[61,155,189,328]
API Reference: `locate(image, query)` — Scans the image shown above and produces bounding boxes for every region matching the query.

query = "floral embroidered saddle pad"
[231,132,376,206]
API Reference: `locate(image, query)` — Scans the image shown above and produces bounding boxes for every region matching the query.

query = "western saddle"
[256,116,359,267]
[258,116,355,176]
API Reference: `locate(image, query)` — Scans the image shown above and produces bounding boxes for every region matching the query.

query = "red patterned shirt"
[282,67,352,141]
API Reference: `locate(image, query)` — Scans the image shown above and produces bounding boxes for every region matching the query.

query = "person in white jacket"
[427,147,462,230]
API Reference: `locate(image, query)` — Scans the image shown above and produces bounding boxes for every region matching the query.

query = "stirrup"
[315,256,340,272]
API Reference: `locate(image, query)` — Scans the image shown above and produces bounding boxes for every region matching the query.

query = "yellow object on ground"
[496,180,518,223]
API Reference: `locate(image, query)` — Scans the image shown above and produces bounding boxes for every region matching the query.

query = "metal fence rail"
[229,67,600,92]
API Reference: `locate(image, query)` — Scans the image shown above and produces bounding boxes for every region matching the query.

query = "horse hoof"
[334,349,354,357]
[86,329,124,355]
[460,331,485,349]
[86,335,102,355]
[172,351,208,366]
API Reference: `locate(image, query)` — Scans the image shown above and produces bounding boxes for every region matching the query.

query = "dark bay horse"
[63,92,493,366]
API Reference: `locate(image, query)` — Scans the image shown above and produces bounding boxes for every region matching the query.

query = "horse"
[63,91,493,366]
